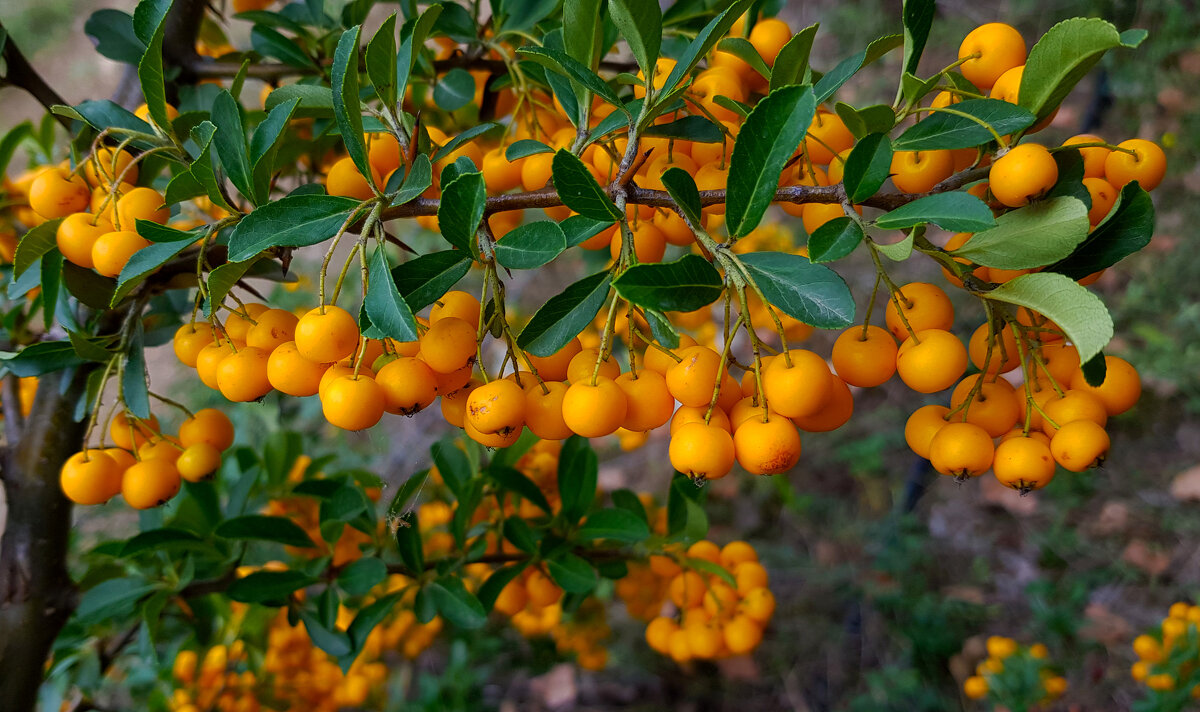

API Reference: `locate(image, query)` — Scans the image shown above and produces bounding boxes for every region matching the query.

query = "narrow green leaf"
[842,133,892,203]
[551,149,620,222]
[226,195,360,261]
[643,116,723,143]
[13,218,62,278]
[477,564,528,612]
[364,245,419,341]
[211,91,255,203]
[577,508,650,543]
[875,192,996,232]
[505,139,553,160]
[1047,183,1154,279]
[365,14,398,107]
[431,123,499,164]
[547,554,598,594]
[133,0,173,132]
[517,271,612,358]
[0,342,83,378]
[397,5,444,106]
[613,255,723,312]
[386,469,430,521]
[333,26,372,189]
[433,67,476,112]
[112,238,192,306]
[203,259,256,317]
[300,610,351,656]
[561,215,612,248]
[437,171,485,252]
[490,466,552,514]
[428,577,487,629]
[122,319,150,418]
[391,153,432,206]
[249,97,300,203]
[345,592,400,651]
[807,217,863,263]
[667,474,707,542]
[715,37,771,79]
[875,231,915,261]
[769,23,819,92]
[392,249,471,311]
[660,167,703,228]
[337,557,387,596]
[394,512,424,573]
[738,251,855,328]
[609,0,661,83]
[814,35,904,103]
[494,221,567,270]
[952,196,1089,270]
[660,0,755,98]
[84,9,145,64]
[75,578,156,625]
[431,438,473,502]
[251,25,314,69]
[228,571,315,604]
[216,515,317,548]
[558,435,597,522]
[984,272,1113,363]
[901,0,935,76]
[893,99,1036,151]
[645,308,680,348]
[518,46,625,111]
[726,85,816,237]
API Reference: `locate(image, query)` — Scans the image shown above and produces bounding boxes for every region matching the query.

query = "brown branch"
[0,21,73,129]
[185,54,639,83]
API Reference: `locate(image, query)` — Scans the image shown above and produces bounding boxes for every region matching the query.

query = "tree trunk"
[0,368,91,712]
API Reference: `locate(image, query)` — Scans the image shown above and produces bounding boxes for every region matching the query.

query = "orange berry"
[223,303,268,343]
[968,322,1020,374]
[895,329,968,393]
[993,436,1056,492]
[989,143,1058,208]
[527,337,582,381]
[890,150,954,194]
[667,346,723,408]
[430,290,481,326]
[733,413,801,475]
[1083,176,1118,225]
[615,370,675,432]
[295,305,361,364]
[791,375,853,433]
[670,404,731,434]
[216,346,273,402]
[324,156,378,199]
[561,377,627,438]
[1068,355,1141,416]
[116,187,170,227]
[885,282,954,341]
[524,380,573,440]
[1041,390,1108,438]
[949,374,1020,438]
[669,422,735,480]
[1104,139,1166,191]
[465,378,526,436]
[418,316,477,374]
[29,166,90,219]
[179,408,235,451]
[196,340,238,390]
[722,615,763,655]
[91,230,150,278]
[109,411,160,450]
[173,323,215,368]
[177,443,223,482]
[322,375,386,431]
[60,450,122,505]
[245,308,299,352]
[122,458,182,509]
[1062,134,1111,178]
[56,212,112,269]
[929,422,994,477]
[958,23,1026,90]
[376,357,438,415]
[832,325,898,387]
[266,341,329,396]
[566,347,621,383]
[84,147,138,186]
[1049,419,1109,471]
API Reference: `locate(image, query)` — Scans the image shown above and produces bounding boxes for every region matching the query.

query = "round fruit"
[216,346,273,402]
[1104,139,1166,191]
[1049,419,1109,471]
[465,378,526,436]
[56,212,112,268]
[928,422,994,477]
[377,357,438,415]
[122,459,182,509]
[832,325,898,387]
[173,323,215,368]
[761,349,832,419]
[993,436,1056,492]
[896,329,968,394]
[418,316,477,374]
[59,450,122,505]
[1067,355,1141,415]
[524,381,573,440]
[884,282,954,341]
[615,370,674,431]
[179,408,235,450]
[177,443,223,482]
[669,422,736,480]
[958,23,1027,90]
[561,378,627,438]
[295,305,361,364]
[733,413,802,475]
[92,230,150,278]
[321,375,386,431]
[989,143,1058,207]
[29,167,90,219]
[267,341,329,396]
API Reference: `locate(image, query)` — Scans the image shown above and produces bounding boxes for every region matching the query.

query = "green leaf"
[875,192,996,232]
[333,26,373,189]
[807,217,863,263]
[392,250,471,312]
[518,46,625,111]
[226,195,360,261]
[431,123,500,164]
[1047,182,1153,280]
[337,557,388,596]
[495,221,567,270]
[203,259,256,317]
[386,468,430,521]
[875,231,916,261]
[1019,18,1143,121]
[643,116,723,143]
[477,564,528,612]
[437,171,485,252]
[0,342,84,378]
[738,251,855,328]
[186,121,232,211]
[249,97,300,203]
[344,591,400,651]
[365,14,398,107]
[502,517,538,553]
[112,238,192,306]
[984,272,1113,363]
[551,149,620,222]
[609,0,661,84]
[561,215,612,248]
[951,196,1089,270]
[84,9,145,64]
[428,577,487,628]
[397,5,443,105]
[610,488,648,523]
[577,508,650,543]
[666,474,707,542]
[726,85,816,237]
[228,570,314,604]
[901,0,935,76]
[133,0,173,132]
[557,435,597,523]
[13,218,62,278]
[431,438,473,502]
[216,515,317,548]
[660,167,703,228]
[75,577,157,625]
[364,245,419,341]
[893,99,1036,151]
[300,610,351,656]
[136,220,200,244]
[251,26,314,69]
[62,263,116,310]
[564,0,604,74]
[64,100,154,142]
[40,251,61,331]
[211,91,255,203]
[685,557,737,588]
[1081,352,1107,388]
[842,133,892,203]
[547,553,598,594]
[769,23,819,92]
[394,511,424,573]
[122,319,150,418]
[814,35,904,103]
[659,0,755,98]
[119,528,205,557]
[645,308,680,349]
[613,255,723,312]
[518,271,612,358]
[834,102,896,139]
[265,84,334,116]
[715,37,771,80]
[505,139,553,160]
[391,153,432,206]
[490,466,552,514]
[433,67,476,112]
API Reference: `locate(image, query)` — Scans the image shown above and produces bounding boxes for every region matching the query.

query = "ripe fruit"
[1083,176,1118,224]
[60,450,122,505]
[761,349,832,419]
[566,347,621,383]
[561,377,627,438]
[1049,419,1109,471]
[324,156,377,199]
[92,230,150,278]
[1104,139,1166,191]
[216,346,273,402]
[29,167,90,219]
[430,290,481,326]
[1040,390,1107,437]
[722,615,763,655]
[295,305,361,364]
[116,187,170,227]
[56,212,112,268]
[748,17,791,66]
[196,340,237,390]
[377,357,438,415]
[322,375,386,431]
[791,376,853,433]
[615,371,674,432]
[418,316,477,373]
[993,436,1056,492]
[173,323,215,367]
[122,458,182,509]
[267,341,328,396]
[904,405,952,459]
[890,150,954,193]
[179,408,235,451]
[949,375,1020,437]
[223,303,268,342]
[465,379,526,436]
[733,413,801,475]
[667,346,723,408]
[84,147,138,186]
[1068,355,1141,415]
[884,282,954,341]
[832,325,898,387]
[928,422,994,477]
[524,381,573,440]
[110,412,160,450]
[968,323,1020,375]
[896,329,968,394]
[989,143,1058,207]
[526,338,582,381]
[177,443,223,482]
[669,422,736,480]
[245,309,300,351]
[958,23,1027,90]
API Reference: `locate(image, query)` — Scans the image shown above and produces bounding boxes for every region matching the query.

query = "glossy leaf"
[613,255,723,312]
[227,195,360,261]
[901,0,935,75]
[332,26,372,189]
[517,46,625,111]
[578,508,650,543]
[391,153,432,206]
[643,116,722,143]
[609,0,661,83]
[365,14,398,106]
[427,577,487,629]
[738,251,855,328]
[211,91,255,203]
[814,35,904,103]
[433,67,476,112]
[807,217,864,263]
[1019,18,1145,121]
[842,132,892,203]
[1047,183,1154,280]
[660,167,703,228]
[659,0,755,98]
[893,99,1036,151]
[228,570,315,604]
[13,218,62,278]
[984,272,1113,363]
[547,553,598,594]
[216,515,317,548]
[494,221,567,270]
[551,149,620,222]
[437,171,485,253]
[769,23,819,91]
[133,0,173,131]
[952,196,1089,270]
[392,250,471,312]
[875,192,996,232]
[519,271,612,358]
[364,245,418,342]
[558,436,597,524]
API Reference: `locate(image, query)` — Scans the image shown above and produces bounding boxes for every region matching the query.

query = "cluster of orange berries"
[962,636,1067,704]
[641,540,775,663]
[59,407,234,508]
[1131,601,1200,696]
